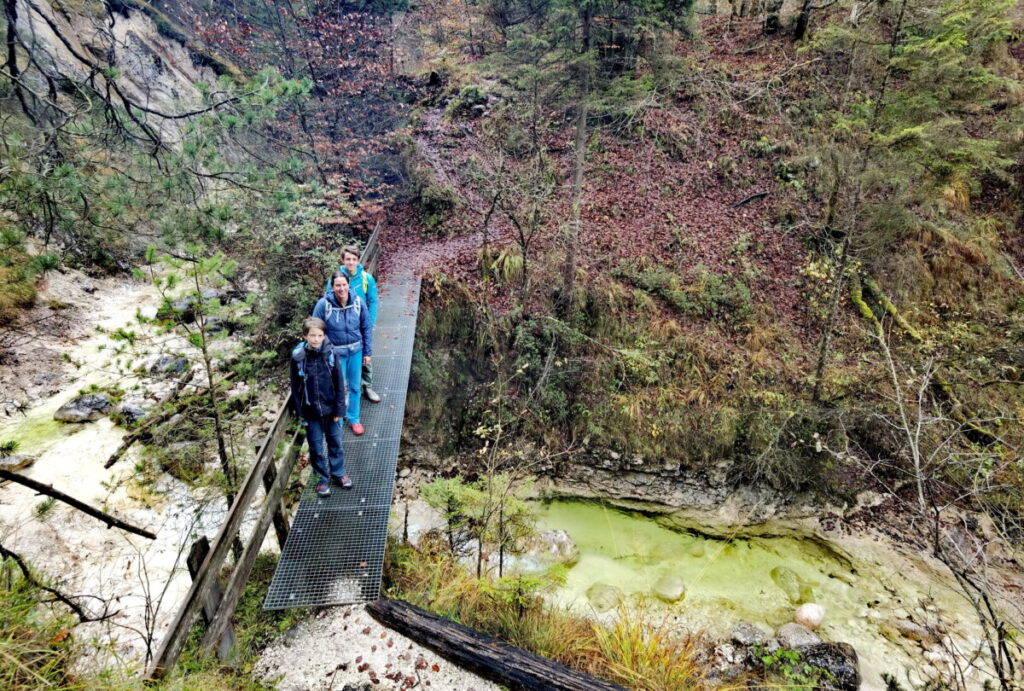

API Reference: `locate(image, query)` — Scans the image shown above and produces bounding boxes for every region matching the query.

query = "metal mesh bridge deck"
[263,275,421,609]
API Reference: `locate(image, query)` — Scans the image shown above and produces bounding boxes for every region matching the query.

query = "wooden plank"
[147,404,293,679]
[366,599,625,691]
[186,538,235,660]
[199,428,304,654]
[261,463,289,548]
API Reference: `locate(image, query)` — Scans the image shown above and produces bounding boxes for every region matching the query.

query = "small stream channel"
[531,499,989,689]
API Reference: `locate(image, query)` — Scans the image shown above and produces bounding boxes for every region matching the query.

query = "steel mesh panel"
[264,276,420,609]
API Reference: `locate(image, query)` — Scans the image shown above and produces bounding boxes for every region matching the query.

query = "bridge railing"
[147,221,383,679]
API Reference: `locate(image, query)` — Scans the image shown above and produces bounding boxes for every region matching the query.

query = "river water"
[534,499,993,689]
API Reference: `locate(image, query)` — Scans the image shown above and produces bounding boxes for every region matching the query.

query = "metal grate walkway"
[263,275,421,609]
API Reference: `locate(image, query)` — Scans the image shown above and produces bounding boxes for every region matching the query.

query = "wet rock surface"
[54,393,113,422]
[524,529,580,567]
[115,400,149,425]
[731,621,769,646]
[149,354,190,376]
[798,642,861,691]
[776,622,821,648]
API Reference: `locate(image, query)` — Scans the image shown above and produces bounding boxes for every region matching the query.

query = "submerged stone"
[892,619,938,645]
[652,574,686,603]
[586,583,623,612]
[771,565,813,604]
[54,394,113,422]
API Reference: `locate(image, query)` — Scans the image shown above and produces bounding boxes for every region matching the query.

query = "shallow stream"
[534,500,990,689]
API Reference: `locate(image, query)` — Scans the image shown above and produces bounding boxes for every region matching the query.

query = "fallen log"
[366,598,625,691]
[0,468,156,539]
[732,190,768,208]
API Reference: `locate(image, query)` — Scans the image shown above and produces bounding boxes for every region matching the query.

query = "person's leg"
[344,350,362,425]
[362,358,380,403]
[324,416,346,480]
[305,417,329,485]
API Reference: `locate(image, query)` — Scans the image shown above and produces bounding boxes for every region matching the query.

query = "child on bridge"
[290,317,352,497]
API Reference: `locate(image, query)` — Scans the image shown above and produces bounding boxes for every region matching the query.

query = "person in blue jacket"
[325,245,380,403]
[312,271,372,435]
[289,317,351,496]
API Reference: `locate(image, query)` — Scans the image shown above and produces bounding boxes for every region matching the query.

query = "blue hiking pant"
[305,415,345,483]
[335,346,364,424]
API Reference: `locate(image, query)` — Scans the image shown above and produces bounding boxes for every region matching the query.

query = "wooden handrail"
[147,404,295,678]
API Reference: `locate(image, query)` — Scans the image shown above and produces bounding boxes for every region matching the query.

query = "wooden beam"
[199,428,304,653]
[147,404,293,679]
[366,599,625,691]
[187,537,236,660]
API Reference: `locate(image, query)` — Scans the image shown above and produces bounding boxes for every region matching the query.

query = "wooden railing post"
[261,464,290,549]
[186,537,236,661]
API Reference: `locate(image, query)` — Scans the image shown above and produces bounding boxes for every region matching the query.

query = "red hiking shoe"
[351,422,364,436]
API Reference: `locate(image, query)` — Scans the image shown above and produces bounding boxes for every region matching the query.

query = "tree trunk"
[366,599,626,691]
[764,0,784,34]
[812,237,849,402]
[794,0,812,40]
[560,8,590,316]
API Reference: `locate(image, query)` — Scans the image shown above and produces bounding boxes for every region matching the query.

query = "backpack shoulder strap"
[292,343,307,377]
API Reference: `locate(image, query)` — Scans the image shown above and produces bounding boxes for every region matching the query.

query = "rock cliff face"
[10,0,223,132]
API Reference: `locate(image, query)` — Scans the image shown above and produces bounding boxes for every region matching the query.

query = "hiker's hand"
[363,356,371,366]
[333,416,340,423]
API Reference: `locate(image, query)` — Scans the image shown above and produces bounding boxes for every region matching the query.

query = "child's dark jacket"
[289,339,345,420]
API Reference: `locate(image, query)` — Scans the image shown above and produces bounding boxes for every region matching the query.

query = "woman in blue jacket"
[312,271,372,435]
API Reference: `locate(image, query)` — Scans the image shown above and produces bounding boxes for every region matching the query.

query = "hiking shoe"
[333,475,353,489]
[363,386,381,403]
[315,483,331,497]
[351,422,364,436]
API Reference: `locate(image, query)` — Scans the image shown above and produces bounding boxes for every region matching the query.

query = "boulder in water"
[522,529,580,568]
[795,603,826,630]
[731,621,769,647]
[0,454,37,471]
[54,393,113,422]
[149,354,190,376]
[776,622,821,649]
[652,574,686,603]
[797,642,860,691]
[586,583,623,612]
[115,400,149,426]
